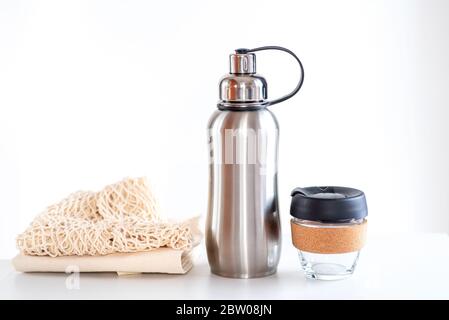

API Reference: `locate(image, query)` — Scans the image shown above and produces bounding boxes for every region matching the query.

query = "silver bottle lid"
[218,46,305,110]
[218,53,268,110]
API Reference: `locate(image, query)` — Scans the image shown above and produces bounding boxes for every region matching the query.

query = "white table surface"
[1,233,448,300]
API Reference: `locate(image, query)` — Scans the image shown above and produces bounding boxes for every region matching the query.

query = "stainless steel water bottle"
[206,46,305,278]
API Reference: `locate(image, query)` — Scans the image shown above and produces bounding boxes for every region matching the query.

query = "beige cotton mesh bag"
[13,177,200,274]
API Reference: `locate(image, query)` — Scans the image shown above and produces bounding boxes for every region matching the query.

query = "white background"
[1,0,448,259]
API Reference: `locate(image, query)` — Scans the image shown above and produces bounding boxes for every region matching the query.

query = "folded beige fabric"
[12,248,194,274]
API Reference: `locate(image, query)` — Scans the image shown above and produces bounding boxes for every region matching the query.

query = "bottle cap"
[218,53,268,109]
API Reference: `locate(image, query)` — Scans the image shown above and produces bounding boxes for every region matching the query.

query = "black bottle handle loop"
[235,46,304,107]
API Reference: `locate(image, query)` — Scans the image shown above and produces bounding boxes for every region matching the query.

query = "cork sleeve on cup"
[290,220,367,254]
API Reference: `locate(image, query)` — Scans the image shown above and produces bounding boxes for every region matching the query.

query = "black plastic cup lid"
[290,186,368,222]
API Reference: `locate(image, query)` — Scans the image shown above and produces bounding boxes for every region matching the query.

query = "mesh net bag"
[17,177,195,257]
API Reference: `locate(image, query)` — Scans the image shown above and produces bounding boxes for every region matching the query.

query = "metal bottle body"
[206,108,281,278]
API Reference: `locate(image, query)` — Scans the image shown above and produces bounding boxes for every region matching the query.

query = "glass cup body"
[291,218,366,280]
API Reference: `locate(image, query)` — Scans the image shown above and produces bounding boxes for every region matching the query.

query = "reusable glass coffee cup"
[290,186,368,280]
